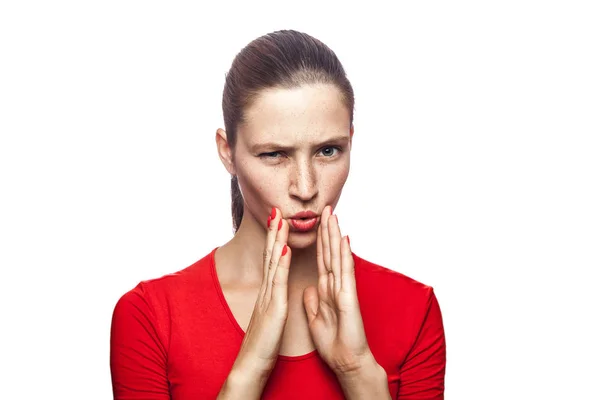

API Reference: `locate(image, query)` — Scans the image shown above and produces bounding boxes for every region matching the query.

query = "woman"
[110,29,446,399]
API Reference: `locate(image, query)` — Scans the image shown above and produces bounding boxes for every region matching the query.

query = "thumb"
[303,286,319,324]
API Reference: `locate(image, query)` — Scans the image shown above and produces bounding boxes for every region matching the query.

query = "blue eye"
[259,146,341,160]
[320,146,340,157]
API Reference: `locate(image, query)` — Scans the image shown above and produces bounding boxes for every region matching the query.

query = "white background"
[1,1,599,399]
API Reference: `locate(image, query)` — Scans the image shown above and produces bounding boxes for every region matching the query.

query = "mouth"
[289,216,319,232]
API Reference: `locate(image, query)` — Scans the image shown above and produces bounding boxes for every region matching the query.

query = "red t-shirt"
[110,246,445,399]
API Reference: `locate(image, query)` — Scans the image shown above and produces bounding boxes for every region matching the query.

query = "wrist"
[334,351,384,382]
[334,354,390,400]
[230,356,274,385]
[221,366,270,400]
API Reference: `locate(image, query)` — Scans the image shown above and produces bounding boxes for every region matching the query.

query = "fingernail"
[270,207,276,219]
[278,219,282,231]
[281,245,287,256]
[267,216,272,228]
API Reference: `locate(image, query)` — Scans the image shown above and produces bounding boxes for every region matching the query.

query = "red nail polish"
[281,245,287,256]
[278,219,282,231]
[267,216,272,228]
[270,207,276,219]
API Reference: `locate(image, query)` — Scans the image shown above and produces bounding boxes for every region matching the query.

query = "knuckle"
[269,255,278,270]
[272,274,286,287]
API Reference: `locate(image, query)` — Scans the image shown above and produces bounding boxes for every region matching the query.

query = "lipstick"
[289,217,318,232]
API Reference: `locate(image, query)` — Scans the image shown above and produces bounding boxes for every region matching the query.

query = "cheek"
[237,165,287,203]
[322,168,349,209]
[322,163,350,190]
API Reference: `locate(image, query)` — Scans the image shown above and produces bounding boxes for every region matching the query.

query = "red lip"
[289,216,318,232]
[290,210,318,219]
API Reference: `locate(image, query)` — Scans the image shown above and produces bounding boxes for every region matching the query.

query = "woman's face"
[233,83,353,248]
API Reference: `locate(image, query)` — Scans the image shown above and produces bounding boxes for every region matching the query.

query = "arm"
[111,284,274,400]
[335,353,392,400]
[216,364,272,399]
[110,284,169,400]
[397,288,446,399]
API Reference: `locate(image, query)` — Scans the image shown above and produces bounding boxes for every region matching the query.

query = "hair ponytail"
[230,174,244,234]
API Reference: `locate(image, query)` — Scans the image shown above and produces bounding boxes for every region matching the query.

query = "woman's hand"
[302,205,374,376]
[229,207,291,381]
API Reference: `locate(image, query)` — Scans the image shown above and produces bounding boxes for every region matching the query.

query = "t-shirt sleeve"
[397,288,446,399]
[110,283,170,399]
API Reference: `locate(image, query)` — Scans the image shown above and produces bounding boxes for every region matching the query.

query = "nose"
[289,159,318,201]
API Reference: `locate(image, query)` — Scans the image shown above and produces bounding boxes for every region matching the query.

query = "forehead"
[239,84,351,145]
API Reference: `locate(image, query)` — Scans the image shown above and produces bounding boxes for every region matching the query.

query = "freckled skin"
[240,84,351,242]
[216,83,353,283]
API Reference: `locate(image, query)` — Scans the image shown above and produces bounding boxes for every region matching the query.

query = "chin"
[288,231,317,248]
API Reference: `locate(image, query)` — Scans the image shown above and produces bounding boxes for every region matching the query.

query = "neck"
[223,213,319,288]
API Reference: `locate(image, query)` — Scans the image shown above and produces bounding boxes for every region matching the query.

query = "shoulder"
[351,252,443,359]
[114,247,217,313]
[352,251,435,306]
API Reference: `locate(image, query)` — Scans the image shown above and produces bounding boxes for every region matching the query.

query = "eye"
[320,146,342,157]
[258,146,342,160]
[259,151,282,159]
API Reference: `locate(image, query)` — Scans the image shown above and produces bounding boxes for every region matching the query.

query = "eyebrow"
[249,135,350,153]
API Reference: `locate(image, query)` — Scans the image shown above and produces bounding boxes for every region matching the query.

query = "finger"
[263,209,288,304]
[316,222,330,300]
[321,205,332,272]
[341,235,356,294]
[327,270,334,304]
[271,243,291,305]
[328,214,342,294]
[262,207,279,277]
[265,217,288,302]
[316,221,328,277]
[260,207,279,301]
[303,286,319,325]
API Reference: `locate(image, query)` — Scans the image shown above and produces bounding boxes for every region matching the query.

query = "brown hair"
[222,30,355,233]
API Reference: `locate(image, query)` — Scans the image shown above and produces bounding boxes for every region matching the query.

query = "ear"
[215,128,236,175]
[349,124,354,149]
